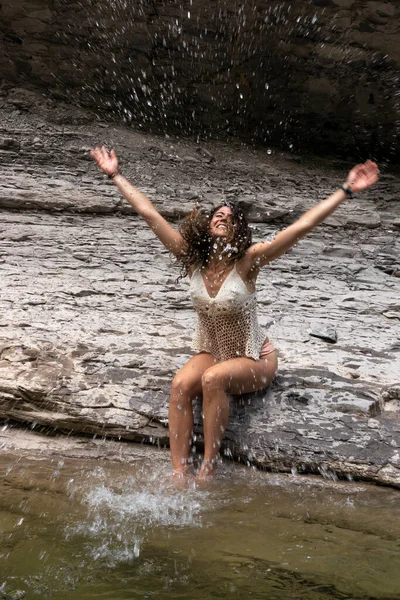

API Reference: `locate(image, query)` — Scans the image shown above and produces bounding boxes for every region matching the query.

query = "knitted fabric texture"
[189,265,266,362]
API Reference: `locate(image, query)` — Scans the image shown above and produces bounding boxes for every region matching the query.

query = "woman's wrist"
[108,170,121,180]
[340,182,354,198]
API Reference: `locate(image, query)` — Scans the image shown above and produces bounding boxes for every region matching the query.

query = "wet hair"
[177,202,252,278]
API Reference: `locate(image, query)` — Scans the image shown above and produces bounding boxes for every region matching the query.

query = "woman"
[91,146,379,479]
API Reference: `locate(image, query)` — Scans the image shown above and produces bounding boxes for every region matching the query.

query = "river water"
[1,450,400,600]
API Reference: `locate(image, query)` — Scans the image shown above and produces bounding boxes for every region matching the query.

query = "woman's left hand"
[344,160,379,193]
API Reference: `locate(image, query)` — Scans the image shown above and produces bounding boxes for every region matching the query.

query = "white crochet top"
[189,264,265,362]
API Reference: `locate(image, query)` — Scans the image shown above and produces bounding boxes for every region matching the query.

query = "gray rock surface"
[0,95,399,486]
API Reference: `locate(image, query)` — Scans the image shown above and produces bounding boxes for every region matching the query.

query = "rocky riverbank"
[0,90,399,486]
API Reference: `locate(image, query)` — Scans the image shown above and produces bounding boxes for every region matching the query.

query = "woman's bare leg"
[169,352,217,475]
[198,351,278,478]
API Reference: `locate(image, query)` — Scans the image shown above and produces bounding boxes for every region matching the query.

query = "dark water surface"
[1,452,399,600]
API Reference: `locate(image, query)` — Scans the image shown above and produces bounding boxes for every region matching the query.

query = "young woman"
[91,146,379,479]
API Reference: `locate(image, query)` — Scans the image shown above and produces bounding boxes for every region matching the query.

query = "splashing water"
[66,463,228,565]
[2,453,400,600]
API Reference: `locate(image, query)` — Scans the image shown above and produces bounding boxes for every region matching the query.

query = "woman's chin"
[210,231,228,240]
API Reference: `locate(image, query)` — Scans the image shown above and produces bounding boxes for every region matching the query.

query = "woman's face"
[209,206,233,237]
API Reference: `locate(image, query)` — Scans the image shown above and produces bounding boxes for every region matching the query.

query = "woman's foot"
[172,465,194,485]
[172,469,188,480]
[196,460,216,481]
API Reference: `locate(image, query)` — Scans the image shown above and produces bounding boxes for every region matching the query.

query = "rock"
[0,98,399,488]
[383,385,400,400]
[0,137,20,151]
[6,88,38,111]
[308,325,338,343]
[367,2,396,20]
[333,0,355,7]
[392,218,400,229]
[196,147,215,163]
[345,212,381,228]
[1,2,400,160]
[0,588,26,600]
[382,385,400,412]
[313,0,334,6]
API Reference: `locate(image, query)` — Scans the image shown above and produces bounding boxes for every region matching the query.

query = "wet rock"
[0,588,26,600]
[0,99,399,487]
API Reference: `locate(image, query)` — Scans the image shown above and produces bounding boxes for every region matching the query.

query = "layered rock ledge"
[0,95,399,486]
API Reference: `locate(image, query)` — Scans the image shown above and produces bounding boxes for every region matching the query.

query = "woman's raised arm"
[91,146,186,258]
[246,160,379,268]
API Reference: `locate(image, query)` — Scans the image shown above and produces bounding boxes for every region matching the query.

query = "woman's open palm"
[346,160,379,193]
[90,146,119,176]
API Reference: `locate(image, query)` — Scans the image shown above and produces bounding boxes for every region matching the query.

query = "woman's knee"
[201,366,224,393]
[262,352,278,385]
[170,372,199,403]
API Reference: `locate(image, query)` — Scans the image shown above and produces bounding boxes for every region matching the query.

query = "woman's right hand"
[90,146,119,176]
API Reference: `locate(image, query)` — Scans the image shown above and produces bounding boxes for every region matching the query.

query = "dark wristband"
[340,184,354,198]
[108,170,120,179]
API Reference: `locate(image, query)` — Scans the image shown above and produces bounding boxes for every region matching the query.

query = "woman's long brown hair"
[177,203,252,278]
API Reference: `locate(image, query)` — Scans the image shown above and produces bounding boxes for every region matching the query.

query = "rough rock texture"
[0,94,399,486]
[0,427,172,465]
[0,0,400,159]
